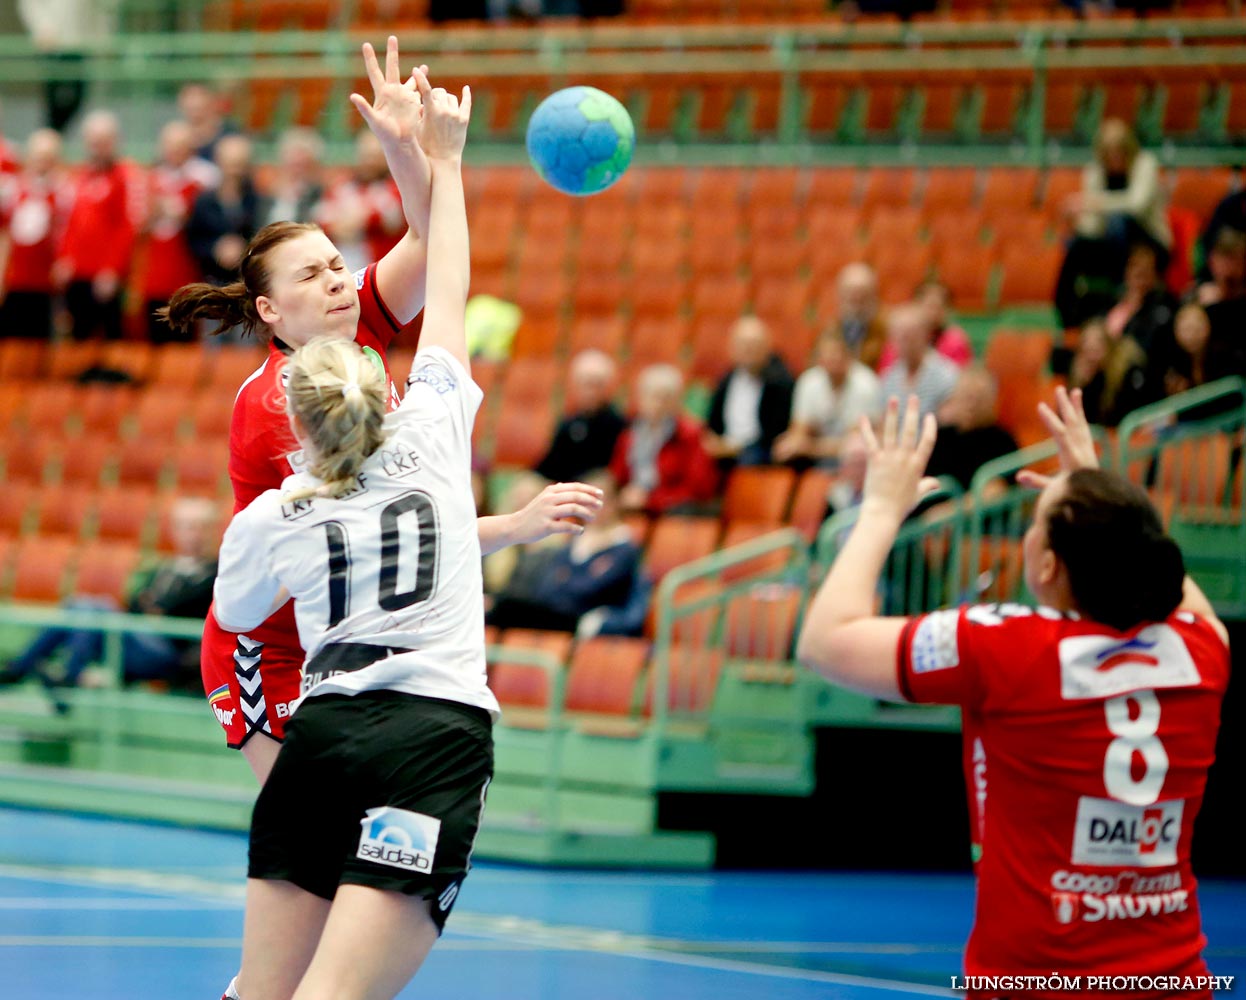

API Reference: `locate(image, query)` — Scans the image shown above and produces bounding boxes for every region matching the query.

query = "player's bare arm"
[351,36,432,325]
[796,397,939,701]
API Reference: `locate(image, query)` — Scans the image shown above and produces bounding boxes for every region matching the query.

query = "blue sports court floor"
[0,808,1243,999]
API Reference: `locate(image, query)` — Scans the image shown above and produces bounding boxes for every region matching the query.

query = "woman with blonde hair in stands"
[212,72,603,1000]
[159,37,600,784]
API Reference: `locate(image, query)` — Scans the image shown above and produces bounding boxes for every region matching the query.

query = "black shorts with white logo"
[248,689,493,933]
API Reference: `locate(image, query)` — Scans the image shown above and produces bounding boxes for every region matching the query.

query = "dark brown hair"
[1045,468,1185,631]
[155,221,321,340]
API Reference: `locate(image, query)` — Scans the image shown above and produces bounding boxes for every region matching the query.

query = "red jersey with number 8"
[897,603,1229,995]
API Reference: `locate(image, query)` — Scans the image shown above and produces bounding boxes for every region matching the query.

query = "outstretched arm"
[351,36,433,326]
[477,482,605,556]
[408,68,471,371]
[796,397,939,700]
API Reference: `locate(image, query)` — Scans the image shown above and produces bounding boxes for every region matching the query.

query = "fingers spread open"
[881,396,899,448]
[385,35,400,84]
[361,42,385,94]
[859,414,879,453]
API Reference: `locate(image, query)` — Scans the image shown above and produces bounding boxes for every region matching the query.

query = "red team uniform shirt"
[897,603,1230,999]
[0,172,72,293]
[58,161,143,281]
[202,263,409,748]
[141,161,214,301]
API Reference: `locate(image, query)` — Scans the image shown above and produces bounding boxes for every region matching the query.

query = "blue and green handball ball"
[525,86,635,197]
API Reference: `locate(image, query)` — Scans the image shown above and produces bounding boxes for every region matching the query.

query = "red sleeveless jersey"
[898,603,1229,997]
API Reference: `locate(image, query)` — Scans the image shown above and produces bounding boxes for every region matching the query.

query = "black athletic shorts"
[248,689,493,933]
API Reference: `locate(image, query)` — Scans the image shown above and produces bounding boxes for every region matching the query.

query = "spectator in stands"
[0,499,220,706]
[1162,303,1214,400]
[487,471,646,637]
[703,315,794,470]
[1198,182,1246,278]
[1104,242,1177,357]
[187,135,269,287]
[317,130,404,273]
[611,363,719,516]
[878,303,959,422]
[1197,227,1246,382]
[878,278,973,372]
[925,367,1019,491]
[177,82,238,163]
[830,262,886,370]
[263,127,326,227]
[1069,317,1153,427]
[826,429,868,518]
[52,110,139,341]
[1055,119,1170,328]
[772,332,883,468]
[535,349,627,484]
[0,128,70,340]
[141,121,217,343]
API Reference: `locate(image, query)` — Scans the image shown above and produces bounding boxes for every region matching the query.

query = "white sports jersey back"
[215,347,499,719]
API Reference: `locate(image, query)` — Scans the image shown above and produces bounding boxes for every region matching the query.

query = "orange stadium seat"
[116,440,175,490]
[936,245,994,312]
[688,316,736,382]
[747,204,803,243]
[491,400,556,469]
[568,317,628,357]
[501,357,561,408]
[79,384,137,436]
[571,274,629,320]
[630,237,688,276]
[997,245,1062,304]
[1169,168,1235,224]
[921,169,979,217]
[98,342,154,383]
[207,348,268,391]
[752,275,811,326]
[565,636,649,716]
[94,487,159,545]
[981,167,1040,217]
[719,522,791,582]
[630,274,688,318]
[691,277,750,321]
[1,433,61,486]
[875,247,935,304]
[130,388,193,443]
[1155,434,1232,507]
[489,628,575,710]
[861,168,917,216]
[1042,73,1086,137]
[0,339,46,380]
[188,390,238,441]
[863,207,923,257]
[858,73,908,137]
[722,466,797,527]
[644,515,720,583]
[0,482,37,538]
[58,434,116,489]
[31,487,92,539]
[690,235,746,278]
[75,543,143,605]
[691,168,747,208]
[928,210,986,258]
[1151,67,1214,137]
[24,382,78,433]
[149,343,208,389]
[170,440,232,497]
[509,318,562,360]
[806,169,859,209]
[1041,168,1083,224]
[44,341,101,380]
[747,168,802,208]
[629,316,689,370]
[8,537,77,603]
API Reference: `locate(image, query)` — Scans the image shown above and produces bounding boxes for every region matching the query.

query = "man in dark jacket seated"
[534,349,627,485]
[703,314,795,470]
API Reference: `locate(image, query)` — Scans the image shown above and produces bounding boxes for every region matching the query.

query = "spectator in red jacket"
[611,363,719,516]
[141,120,217,342]
[0,128,71,340]
[53,110,140,340]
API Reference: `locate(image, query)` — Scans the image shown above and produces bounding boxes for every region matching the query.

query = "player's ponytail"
[1045,468,1185,631]
[283,337,388,502]
[156,220,321,340]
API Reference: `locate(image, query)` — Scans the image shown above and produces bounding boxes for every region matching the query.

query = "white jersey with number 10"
[214,347,499,720]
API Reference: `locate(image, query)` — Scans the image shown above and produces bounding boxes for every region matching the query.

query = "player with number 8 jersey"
[797,387,1230,1000]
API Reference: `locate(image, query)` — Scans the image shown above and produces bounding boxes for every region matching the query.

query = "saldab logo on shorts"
[357,806,441,873]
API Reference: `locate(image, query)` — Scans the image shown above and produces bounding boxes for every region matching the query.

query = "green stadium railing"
[1,16,1243,163]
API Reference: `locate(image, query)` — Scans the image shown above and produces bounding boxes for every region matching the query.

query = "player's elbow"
[796,622,836,676]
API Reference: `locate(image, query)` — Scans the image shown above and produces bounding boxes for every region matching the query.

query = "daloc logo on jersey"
[1072,796,1183,867]
[356,806,440,873]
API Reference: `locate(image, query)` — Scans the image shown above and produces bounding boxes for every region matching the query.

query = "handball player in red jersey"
[798,388,1229,1000]
[162,38,602,784]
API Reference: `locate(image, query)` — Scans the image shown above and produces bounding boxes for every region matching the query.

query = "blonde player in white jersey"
[212,74,599,1000]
